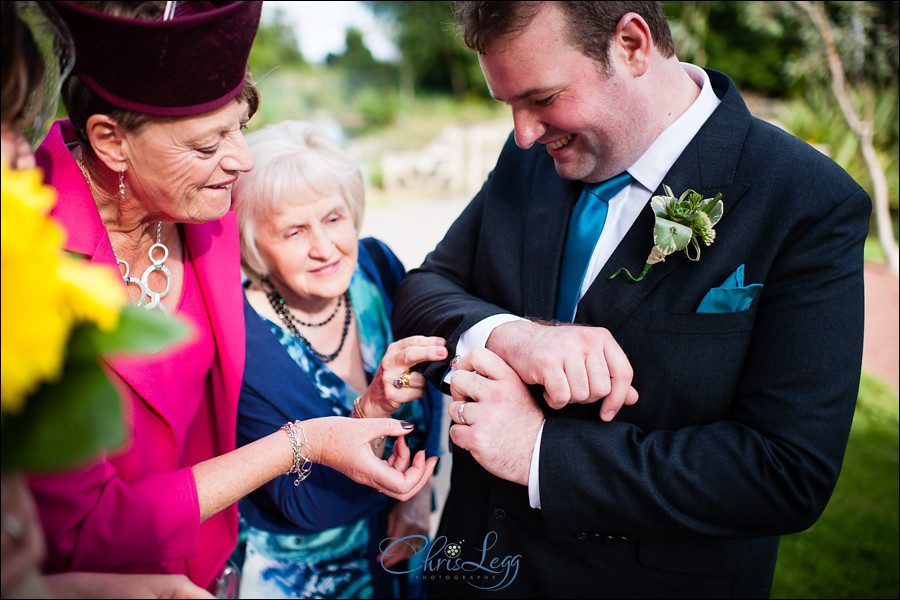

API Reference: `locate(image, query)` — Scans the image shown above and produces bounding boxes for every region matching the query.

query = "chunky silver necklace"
[79,155,171,312]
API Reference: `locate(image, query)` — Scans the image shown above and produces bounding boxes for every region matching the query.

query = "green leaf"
[0,359,124,472]
[84,306,193,357]
[685,236,702,261]
[687,191,704,207]
[704,197,724,226]
[654,217,693,254]
[650,196,671,218]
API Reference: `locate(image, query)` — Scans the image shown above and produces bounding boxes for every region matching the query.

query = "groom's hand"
[448,348,543,486]
[486,320,639,420]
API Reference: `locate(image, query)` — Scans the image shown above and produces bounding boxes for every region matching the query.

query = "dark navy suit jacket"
[392,70,870,598]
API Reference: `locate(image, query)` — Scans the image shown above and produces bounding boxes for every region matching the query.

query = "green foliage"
[326,28,378,71]
[773,1,899,90]
[664,1,804,95]
[248,6,307,77]
[0,306,191,473]
[0,346,123,473]
[771,372,899,599]
[775,83,900,215]
[365,1,488,99]
[352,86,401,131]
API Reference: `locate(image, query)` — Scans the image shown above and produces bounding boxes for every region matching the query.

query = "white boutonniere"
[611,185,724,282]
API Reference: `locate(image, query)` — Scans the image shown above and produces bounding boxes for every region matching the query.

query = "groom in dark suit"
[391,2,870,598]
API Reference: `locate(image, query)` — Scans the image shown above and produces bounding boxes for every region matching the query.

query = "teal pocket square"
[697,264,763,313]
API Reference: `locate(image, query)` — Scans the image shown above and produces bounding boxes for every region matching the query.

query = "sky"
[261,1,399,64]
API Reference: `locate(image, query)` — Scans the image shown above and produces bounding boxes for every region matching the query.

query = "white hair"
[231,120,365,281]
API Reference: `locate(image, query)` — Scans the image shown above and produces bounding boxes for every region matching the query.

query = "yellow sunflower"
[1,164,125,413]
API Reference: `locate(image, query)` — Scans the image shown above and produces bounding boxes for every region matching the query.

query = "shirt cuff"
[528,419,546,510]
[442,313,524,385]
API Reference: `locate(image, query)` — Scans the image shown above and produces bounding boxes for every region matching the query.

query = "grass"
[770,371,899,599]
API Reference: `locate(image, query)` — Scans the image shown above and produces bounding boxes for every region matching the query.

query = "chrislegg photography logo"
[379,531,521,591]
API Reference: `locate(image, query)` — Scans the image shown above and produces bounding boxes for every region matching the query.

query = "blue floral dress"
[235,246,436,599]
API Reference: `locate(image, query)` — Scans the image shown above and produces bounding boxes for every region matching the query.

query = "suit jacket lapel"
[576,70,753,332]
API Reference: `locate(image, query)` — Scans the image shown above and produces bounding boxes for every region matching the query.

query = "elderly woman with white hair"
[232,120,445,599]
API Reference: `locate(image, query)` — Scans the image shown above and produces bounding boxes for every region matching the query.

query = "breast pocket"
[626,309,758,425]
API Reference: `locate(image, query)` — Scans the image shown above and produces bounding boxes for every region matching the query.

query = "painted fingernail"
[401,421,415,429]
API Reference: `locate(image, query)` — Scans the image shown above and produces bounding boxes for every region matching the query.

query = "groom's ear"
[613,13,653,77]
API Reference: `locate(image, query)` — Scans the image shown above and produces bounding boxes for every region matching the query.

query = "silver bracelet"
[281,420,312,486]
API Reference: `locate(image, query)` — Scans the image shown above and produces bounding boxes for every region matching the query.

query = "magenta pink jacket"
[29,120,246,590]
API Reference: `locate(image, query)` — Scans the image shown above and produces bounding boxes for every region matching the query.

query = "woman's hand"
[377,479,433,568]
[360,336,447,417]
[307,417,438,502]
[1,473,47,598]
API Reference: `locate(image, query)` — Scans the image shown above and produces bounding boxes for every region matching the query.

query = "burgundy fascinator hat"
[49,1,262,117]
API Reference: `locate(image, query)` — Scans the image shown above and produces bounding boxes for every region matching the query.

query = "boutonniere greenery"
[611,185,724,282]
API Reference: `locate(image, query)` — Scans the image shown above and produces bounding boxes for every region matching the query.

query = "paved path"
[360,194,471,271]
[862,262,899,395]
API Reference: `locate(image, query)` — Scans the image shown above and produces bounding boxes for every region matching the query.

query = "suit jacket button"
[590,533,603,540]
[492,507,508,520]
[576,532,588,541]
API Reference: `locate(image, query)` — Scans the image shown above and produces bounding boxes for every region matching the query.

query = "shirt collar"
[628,63,720,193]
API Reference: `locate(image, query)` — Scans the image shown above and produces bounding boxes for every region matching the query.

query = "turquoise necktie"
[555,172,634,321]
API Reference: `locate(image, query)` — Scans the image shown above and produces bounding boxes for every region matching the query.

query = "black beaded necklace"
[263,279,353,363]
[261,275,342,327]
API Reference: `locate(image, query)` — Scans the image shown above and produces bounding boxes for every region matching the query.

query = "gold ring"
[393,370,412,389]
[458,401,469,426]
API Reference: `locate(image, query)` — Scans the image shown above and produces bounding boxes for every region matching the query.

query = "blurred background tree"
[246,1,898,275]
[366,0,490,101]
[247,4,307,76]
[665,0,898,274]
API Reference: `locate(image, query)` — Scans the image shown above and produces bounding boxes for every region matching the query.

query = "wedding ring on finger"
[458,401,469,426]
[393,369,412,389]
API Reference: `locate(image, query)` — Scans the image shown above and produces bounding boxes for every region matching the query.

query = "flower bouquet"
[1,163,190,473]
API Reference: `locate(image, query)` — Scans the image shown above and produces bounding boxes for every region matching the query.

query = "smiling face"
[254,190,359,309]
[120,99,254,224]
[478,4,651,183]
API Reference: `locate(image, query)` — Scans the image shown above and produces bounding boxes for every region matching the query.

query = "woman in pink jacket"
[27,2,437,594]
